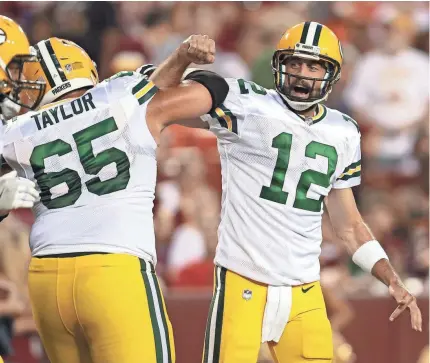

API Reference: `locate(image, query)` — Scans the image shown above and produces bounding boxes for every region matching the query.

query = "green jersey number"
[30,117,131,209]
[237,79,267,95]
[260,132,338,212]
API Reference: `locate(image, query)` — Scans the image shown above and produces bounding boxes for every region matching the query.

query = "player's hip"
[211,264,326,311]
[30,241,156,264]
[203,265,330,363]
[28,253,175,362]
[214,248,321,286]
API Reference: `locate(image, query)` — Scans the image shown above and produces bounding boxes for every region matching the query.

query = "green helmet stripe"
[300,22,310,43]
[312,24,322,46]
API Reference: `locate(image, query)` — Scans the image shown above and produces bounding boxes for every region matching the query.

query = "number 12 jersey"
[201,78,361,286]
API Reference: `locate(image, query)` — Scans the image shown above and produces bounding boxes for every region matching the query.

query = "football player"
[0,16,44,220]
[1,35,224,363]
[150,22,422,363]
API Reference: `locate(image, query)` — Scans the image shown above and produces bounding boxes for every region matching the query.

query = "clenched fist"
[179,34,216,65]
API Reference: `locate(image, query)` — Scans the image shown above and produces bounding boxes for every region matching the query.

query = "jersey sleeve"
[104,71,158,109]
[200,77,246,143]
[333,132,361,189]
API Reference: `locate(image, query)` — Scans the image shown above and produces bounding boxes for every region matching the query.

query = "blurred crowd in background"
[0,1,428,362]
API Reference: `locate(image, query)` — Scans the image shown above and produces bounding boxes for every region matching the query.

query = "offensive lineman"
[2,35,225,363]
[0,16,44,220]
[150,22,422,363]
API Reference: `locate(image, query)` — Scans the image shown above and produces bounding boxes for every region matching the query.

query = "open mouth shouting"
[290,83,312,99]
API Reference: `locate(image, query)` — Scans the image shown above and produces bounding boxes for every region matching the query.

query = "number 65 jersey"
[2,72,159,262]
[201,78,361,286]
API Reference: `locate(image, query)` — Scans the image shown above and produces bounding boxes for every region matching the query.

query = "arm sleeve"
[199,77,246,143]
[333,133,362,189]
[105,71,159,108]
[136,64,156,79]
[184,70,229,113]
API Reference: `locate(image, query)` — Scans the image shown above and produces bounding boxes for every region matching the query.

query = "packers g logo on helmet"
[25,37,99,107]
[0,15,45,111]
[272,21,343,111]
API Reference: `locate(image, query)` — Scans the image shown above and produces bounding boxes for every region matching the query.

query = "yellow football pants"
[28,253,175,363]
[203,266,333,363]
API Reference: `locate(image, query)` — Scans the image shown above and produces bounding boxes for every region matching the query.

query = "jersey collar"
[279,95,327,125]
[38,97,75,111]
[297,104,327,125]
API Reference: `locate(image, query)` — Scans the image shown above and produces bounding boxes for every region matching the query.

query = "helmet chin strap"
[276,90,327,112]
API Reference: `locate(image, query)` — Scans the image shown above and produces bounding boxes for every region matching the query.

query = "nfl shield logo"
[65,64,73,73]
[242,289,252,301]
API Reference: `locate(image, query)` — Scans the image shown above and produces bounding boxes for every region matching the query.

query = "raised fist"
[179,34,216,65]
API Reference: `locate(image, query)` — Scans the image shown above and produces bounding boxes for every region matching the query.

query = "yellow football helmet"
[0,15,45,111]
[25,37,99,107]
[272,21,343,110]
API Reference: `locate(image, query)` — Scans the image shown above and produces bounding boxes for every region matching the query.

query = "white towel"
[261,285,292,343]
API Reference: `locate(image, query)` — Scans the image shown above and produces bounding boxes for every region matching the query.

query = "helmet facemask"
[0,53,46,111]
[272,48,341,111]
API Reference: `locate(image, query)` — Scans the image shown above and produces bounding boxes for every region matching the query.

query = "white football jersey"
[2,71,159,262]
[201,78,361,286]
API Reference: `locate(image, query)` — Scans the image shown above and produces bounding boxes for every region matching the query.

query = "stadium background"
[0,1,428,363]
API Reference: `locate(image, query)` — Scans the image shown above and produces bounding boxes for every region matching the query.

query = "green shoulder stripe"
[338,170,361,181]
[340,160,361,175]
[107,71,134,82]
[342,114,360,133]
[137,86,157,105]
[132,78,150,95]
[130,78,158,105]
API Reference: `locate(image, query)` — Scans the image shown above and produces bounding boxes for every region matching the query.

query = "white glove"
[0,96,21,121]
[0,171,40,212]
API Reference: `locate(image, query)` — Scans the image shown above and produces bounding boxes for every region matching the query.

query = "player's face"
[283,57,326,100]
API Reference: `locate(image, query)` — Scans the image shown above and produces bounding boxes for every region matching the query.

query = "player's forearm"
[333,218,374,255]
[334,219,396,283]
[149,50,190,89]
[371,258,402,287]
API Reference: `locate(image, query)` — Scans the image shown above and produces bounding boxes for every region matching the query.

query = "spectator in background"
[0,215,34,359]
[344,5,429,177]
[156,148,219,285]
[142,7,183,66]
[28,14,53,44]
[50,1,120,79]
[166,195,207,283]
[109,51,147,75]
[250,4,304,88]
[172,209,219,288]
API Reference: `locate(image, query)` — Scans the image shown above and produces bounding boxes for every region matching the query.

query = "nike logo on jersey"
[301,285,315,293]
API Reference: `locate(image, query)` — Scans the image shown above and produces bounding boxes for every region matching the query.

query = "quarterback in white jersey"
[0,16,43,219]
[200,78,361,287]
[2,35,224,363]
[151,22,422,363]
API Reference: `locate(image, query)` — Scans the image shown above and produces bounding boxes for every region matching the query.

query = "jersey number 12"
[260,132,338,212]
